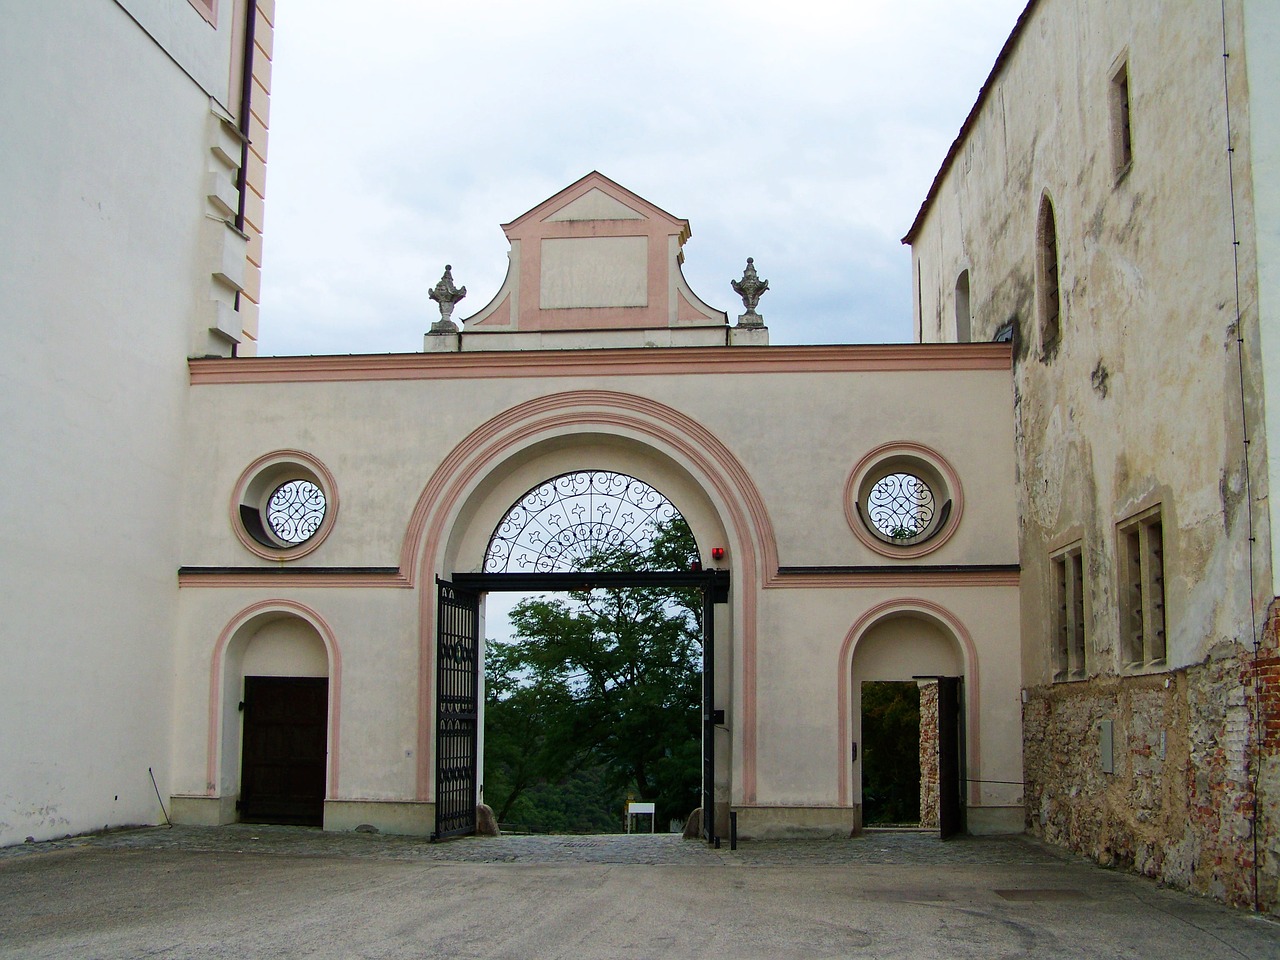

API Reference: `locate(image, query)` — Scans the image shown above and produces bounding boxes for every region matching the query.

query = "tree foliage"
[483,517,702,830]
[860,681,922,825]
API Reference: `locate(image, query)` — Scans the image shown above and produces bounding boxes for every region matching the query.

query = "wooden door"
[240,676,328,826]
[937,676,966,839]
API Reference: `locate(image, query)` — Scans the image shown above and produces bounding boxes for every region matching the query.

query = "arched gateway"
[433,470,728,840]
[173,173,1023,841]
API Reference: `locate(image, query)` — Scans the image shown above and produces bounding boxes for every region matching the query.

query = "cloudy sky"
[256,1,1028,357]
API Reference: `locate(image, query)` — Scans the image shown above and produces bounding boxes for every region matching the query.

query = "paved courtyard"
[1,825,1276,958]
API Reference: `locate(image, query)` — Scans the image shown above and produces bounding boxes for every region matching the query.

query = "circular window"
[845,443,962,558]
[231,451,338,560]
[265,479,327,544]
[864,472,937,543]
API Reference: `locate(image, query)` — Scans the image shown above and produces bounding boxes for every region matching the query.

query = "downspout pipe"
[235,0,258,235]
[1219,0,1262,913]
[231,0,259,358]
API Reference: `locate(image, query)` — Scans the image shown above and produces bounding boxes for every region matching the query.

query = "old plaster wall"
[910,0,1274,907]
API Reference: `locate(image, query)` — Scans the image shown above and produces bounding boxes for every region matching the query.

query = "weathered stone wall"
[1254,609,1280,912]
[908,0,1278,911]
[1025,620,1279,911]
[918,681,940,830]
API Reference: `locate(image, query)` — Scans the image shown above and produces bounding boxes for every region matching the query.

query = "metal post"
[702,584,715,842]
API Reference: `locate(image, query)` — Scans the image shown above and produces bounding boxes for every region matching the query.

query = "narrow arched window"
[1037,195,1061,352]
[955,269,971,342]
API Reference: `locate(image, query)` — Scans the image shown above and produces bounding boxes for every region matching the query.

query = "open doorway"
[481,579,701,835]
[860,680,922,827]
[434,470,727,841]
[849,612,966,838]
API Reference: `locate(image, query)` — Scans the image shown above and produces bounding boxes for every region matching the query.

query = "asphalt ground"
[1,825,1277,959]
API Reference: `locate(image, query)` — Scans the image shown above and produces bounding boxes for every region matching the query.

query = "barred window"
[1110,59,1133,177]
[1119,508,1166,668]
[1051,544,1087,681]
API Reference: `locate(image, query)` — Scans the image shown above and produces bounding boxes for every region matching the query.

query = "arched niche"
[848,611,965,826]
[211,603,341,803]
[837,600,978,812]
[242,617,329,678]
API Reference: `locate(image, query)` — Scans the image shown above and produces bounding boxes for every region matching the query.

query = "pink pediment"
[462,172,725,335]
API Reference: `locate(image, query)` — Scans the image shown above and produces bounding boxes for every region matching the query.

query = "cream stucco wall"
[0,0,251,846]
[173,347,1021,834]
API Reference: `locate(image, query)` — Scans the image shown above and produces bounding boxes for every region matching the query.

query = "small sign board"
[626,801,656,833]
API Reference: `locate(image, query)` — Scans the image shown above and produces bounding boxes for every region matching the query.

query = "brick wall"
[1023,614,1279,911]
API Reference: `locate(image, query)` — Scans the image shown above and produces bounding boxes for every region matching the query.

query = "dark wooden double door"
[240,676,328,826]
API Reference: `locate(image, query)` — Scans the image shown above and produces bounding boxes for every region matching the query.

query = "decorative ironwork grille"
[865,472,936,541]
[435,580,479,840]
[484,471,680,573]
[266,479,327,544]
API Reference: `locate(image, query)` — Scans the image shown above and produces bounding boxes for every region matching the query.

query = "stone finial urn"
[731,257,768,327]
[428,264,467,333]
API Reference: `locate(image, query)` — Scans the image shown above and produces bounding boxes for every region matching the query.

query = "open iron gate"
[434,579,481,840]
[441,569,729,842]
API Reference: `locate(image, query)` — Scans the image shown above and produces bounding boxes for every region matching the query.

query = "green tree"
[483,517,702,829]
[861,681,922,825]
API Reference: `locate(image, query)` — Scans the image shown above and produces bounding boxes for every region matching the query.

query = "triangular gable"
[457,173,728,341]
[503,171,690,243]
[546,188,645,222]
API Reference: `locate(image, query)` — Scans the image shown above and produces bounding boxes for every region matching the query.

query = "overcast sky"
[256,1,1028,357]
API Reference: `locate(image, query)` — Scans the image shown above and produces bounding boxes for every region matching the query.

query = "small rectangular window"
[1118,508,1166,668]
[1110,60,1133,177]
[1051,544,1087,680]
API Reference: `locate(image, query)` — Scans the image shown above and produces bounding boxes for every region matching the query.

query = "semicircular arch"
[482,468,693,574]
[207,599,343,801]
[401,389,777,804]
[835,598,980,807]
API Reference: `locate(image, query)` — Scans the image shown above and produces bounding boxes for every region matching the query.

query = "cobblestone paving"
[5,825,1277,960]
[0,823,1066,867]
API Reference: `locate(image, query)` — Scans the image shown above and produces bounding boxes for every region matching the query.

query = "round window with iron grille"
[864,472,937,543]
[231,451,338,559]
[265,479,328,545]
[845,443,962,558]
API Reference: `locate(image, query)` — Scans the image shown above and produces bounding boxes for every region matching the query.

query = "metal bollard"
[730,811,738,850]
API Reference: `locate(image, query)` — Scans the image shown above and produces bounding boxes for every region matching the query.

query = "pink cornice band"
[189,344,1013,385]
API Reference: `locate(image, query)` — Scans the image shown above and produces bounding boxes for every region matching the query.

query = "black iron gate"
[434,578,481,840]
[701,585,716,841]
[937,676,966,840]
